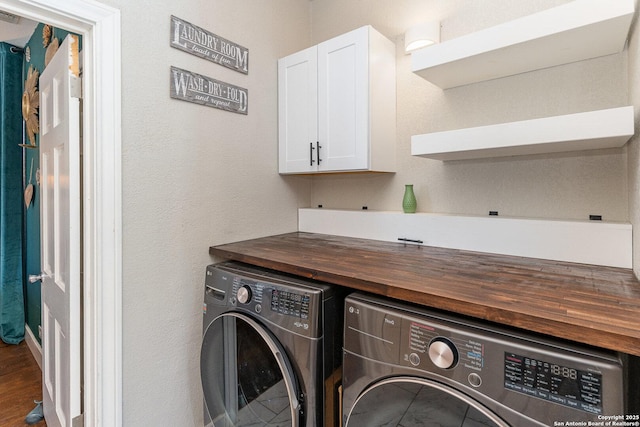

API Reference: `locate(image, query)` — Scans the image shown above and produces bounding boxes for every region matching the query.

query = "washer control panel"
[232,277,265,309]
[270,289,310,318]
[204,263,325,338]
[236,285,252,304]
[232,277,312,320]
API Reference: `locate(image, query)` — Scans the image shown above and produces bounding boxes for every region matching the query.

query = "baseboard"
[24,324,42,370]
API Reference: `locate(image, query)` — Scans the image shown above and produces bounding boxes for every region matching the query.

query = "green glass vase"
[402,184,417,213]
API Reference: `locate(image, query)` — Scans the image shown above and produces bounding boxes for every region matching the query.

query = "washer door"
[345,377,509,427]
[201,312,300,427]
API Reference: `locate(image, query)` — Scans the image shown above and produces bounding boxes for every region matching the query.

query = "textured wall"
[628,1,640,278]
[98,0,311,424]
[308,0,631,222]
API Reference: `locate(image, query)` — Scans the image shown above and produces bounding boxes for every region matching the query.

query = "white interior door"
[39,34,82,427]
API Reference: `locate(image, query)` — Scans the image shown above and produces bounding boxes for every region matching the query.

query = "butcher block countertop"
[209,232,640,357]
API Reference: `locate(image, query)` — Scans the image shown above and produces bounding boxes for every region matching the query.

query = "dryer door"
[345,377,510,427]
[201,312,301,427]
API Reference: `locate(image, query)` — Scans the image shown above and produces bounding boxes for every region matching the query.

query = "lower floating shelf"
[411,106,634,161]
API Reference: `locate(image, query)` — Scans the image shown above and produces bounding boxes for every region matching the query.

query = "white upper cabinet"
[278,47,318,173]
[278,26,396,174]
[411,0,635,89]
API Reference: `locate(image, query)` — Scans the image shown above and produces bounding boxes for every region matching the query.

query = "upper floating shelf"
[411,106,634,161]
[411,0,635,89]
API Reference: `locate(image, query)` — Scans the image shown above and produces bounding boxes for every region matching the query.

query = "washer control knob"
[428,337,458,369]
[237,286,252,304]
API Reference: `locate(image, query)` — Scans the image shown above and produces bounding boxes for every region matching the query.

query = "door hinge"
[72,413,84,427]
[71,75,82,99]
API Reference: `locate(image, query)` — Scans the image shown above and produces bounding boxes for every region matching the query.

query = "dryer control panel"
[504,352,603,414]
[343,293,625,423]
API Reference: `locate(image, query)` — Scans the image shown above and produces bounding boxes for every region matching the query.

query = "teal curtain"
[0,43,25,344]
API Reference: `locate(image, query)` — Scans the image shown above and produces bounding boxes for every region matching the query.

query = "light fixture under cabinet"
[405,21,440,53]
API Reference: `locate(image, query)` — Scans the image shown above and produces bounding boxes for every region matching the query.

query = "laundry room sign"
[170,66,248,114]
[170,16,249,74]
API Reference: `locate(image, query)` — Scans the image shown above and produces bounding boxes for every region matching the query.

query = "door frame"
[0,1,122,426]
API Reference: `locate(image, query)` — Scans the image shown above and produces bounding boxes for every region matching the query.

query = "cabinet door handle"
[310,142,316,166]
[317,141,322,164]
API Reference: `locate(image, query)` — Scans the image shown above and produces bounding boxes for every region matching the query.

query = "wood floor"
[0,340,45,426]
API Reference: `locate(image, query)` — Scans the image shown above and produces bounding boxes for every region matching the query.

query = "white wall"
[309,0,631,223]
[98,0,311,424]
[628,0,640,278]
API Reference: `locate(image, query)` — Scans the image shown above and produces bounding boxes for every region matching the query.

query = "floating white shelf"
[411,106,634,161]
[411,0,635,89]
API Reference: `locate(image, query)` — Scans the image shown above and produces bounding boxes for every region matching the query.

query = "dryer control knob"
[428,337,458,369]
[237,286,252,304]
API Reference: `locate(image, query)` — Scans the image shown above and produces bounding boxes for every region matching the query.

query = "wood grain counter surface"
[209,232,640,357]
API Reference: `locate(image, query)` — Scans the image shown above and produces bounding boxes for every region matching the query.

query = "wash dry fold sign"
[170,66,248,114]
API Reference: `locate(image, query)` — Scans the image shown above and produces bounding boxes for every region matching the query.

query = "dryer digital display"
[504,352,603,415]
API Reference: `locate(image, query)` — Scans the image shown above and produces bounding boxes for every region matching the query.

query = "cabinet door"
[278,46,318,174]
[318,27,369,172]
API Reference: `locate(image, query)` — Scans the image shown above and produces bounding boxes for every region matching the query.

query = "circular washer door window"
[201,312,300,426]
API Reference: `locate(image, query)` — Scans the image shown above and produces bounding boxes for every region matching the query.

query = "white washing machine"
[342,293,629,426]
[201,262,343,427]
